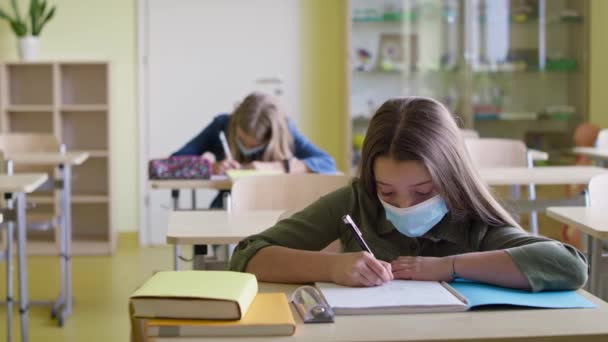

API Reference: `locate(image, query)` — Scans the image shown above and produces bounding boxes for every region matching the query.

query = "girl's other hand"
[330,252,393,287]
[212,160,241,175]
[391,256,453,282]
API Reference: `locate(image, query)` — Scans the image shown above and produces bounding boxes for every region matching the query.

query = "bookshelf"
[0,61,114,255]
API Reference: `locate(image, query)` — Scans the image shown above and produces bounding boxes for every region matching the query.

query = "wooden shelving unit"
[0,61,114,255]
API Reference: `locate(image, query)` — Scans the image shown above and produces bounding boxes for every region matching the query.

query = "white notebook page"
[316,280,464,309]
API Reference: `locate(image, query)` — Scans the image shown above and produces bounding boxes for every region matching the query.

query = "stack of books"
[130,271,296,341]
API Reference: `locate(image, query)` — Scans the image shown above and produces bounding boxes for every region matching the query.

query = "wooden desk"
[547,207,608,240]
[547,206,608,298]
[151,282,608,342]
[479,166,608,185]
[6,151,89,166]
[149,176,233,191]
[573,147,608,165]
[0,173,48,342]
[6,151,90,327]
[167,210,284,245]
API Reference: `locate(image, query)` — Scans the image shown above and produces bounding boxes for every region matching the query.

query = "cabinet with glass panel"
[348,0,588,171]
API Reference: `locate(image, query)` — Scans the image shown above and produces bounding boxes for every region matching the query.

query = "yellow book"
[145,293,296,338]
[226,169,282,180]
[130,271,258,320]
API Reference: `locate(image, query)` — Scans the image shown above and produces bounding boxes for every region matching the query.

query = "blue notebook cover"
[449,281,596,309]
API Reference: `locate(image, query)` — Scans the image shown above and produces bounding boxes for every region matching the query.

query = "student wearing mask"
[230,97,587,291]
[172,91,337,208]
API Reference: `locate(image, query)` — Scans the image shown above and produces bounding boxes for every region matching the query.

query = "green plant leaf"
[29,0,39,36]
[10,0,21,22]
[10,20,27,37]
[37,6,55,36]
[0,8,13,20]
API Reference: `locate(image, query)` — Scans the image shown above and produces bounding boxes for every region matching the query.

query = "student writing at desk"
[231,97,588,291]
[172,91,337,208]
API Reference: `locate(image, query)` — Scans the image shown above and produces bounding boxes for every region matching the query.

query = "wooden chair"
[229,173,351,254]
[231,173,351,212]
[0,133,62,233]
[465,138,539,234]
[596,129,608,148]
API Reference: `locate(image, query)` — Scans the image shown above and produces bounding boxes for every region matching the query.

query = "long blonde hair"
[359,97,520,228]
[227,92,293,162]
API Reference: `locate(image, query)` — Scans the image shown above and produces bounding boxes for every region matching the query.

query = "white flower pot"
[18,36,40,61]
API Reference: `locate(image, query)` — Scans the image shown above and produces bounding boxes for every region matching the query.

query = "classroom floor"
[0,233,180,342]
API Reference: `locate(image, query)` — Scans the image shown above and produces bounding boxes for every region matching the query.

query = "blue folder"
[449,281,596,309]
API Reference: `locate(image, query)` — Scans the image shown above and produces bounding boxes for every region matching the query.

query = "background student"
[172,91,337,207]
[230,97,587,291]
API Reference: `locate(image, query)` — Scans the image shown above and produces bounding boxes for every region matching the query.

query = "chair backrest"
[465,138,528,168]
[0,133,60,178]
[589,174,608,207]
[0,133,59,153]
[460,129,480,139]
[596,129,608,148]
[230,174,351,212]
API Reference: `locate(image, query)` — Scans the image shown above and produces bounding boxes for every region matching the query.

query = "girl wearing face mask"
[229,97,588,291]
[172,91,337,208]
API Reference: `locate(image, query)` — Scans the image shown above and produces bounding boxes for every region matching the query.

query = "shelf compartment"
[8,110,54,133]
[73,195,109,203]
[61,111,108,150]
[71,202,109,241]
[60,64,108,105]
[6,64,54,105]
[72,157,109,196]
[61,104,108,112]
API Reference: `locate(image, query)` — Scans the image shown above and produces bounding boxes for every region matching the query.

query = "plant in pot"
[0,0,56,61]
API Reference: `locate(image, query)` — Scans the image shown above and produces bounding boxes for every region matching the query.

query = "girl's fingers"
[358,263,384,286]
[365,258,392,283]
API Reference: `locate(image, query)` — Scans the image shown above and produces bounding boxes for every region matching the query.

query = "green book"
[131,271,258,320]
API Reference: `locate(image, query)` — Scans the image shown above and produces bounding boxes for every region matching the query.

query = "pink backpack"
[149,156,211,179]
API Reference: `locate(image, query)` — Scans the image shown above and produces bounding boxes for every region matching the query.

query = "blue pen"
[342,214,375,257]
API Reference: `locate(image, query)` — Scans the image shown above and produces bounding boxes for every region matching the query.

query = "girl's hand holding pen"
[330,252,393,287]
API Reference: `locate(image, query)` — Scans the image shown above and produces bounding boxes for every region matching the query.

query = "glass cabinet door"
[468,0,587,160]
[348,0,587,170]
[349,0,462,172]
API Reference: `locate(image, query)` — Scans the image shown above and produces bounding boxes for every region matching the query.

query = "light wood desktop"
[479,166,608,185]
[6,151,89,166]
[150,282,608,342]
[0,173,48,342]
[149,175,232,191]
[6,151,90,327]
[167,210,284,245]
[573,147,608,165]
[547,206,608,297]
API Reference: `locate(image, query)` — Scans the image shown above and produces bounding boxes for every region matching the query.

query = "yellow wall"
[0,0,138,232]
[300,0,349,172]
[589,0,608,128]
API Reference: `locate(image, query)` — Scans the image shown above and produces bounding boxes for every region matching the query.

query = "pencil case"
[149,156,211,179]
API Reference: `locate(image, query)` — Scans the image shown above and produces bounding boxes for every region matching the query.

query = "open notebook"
[316,280,596,315]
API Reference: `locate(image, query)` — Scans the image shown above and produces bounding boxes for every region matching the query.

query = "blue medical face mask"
[236,137,267,157]
[378,195,449,238]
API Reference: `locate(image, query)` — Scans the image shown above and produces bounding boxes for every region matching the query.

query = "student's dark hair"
[227,92,294,162]
[359,96,520,228]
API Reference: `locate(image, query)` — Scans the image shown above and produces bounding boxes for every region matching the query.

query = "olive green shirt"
[230,182,588,292]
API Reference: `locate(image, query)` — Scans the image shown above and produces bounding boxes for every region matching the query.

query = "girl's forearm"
[245,246,335,283]
[452,250,530,289]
